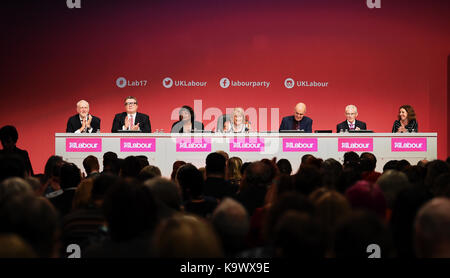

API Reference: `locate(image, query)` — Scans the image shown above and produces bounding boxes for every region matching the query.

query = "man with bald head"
[279,103,313,132]
[66,100,101,133]
[336,105,366,132]
[415,198,450,258]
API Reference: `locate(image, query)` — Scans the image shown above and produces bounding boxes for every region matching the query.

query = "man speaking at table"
[279,102,313,132]
[336,105,367,132]
[66,100,101,133]
[111,96,151,133]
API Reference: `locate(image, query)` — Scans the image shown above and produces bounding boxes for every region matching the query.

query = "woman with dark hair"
[392,105,418,133]
[171,105,204,133]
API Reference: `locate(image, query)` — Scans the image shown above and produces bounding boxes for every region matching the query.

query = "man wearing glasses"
[111,96,152,132]
[336,105,367,132]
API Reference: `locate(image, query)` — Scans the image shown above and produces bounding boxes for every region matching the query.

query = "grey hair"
[0,177,33,204]
[76,100,89,108]
[212,198,249,237]
[232,107,245,120]
[345,105,357,113]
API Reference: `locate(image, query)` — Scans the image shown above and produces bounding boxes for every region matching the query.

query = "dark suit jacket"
[336,120,367,132]
[203,177,238,200]
[279,115,313,133]
[171,121,204,133]
[0,147,34,176]
[66,114,101,133]
[111,112,151,133]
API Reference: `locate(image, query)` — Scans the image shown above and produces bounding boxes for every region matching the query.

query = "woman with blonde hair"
[226,107,248,133]
[227,157,243,186]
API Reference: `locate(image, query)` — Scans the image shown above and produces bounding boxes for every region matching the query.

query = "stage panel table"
[55,133,437,177]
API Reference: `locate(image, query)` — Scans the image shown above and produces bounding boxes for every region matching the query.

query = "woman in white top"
[226,107,248,133]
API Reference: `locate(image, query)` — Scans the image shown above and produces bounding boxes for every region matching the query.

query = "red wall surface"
[1,0,449,173]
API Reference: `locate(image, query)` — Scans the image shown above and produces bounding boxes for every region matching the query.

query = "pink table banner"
[229,137,265,152]
[120,138,156,152]
[66,138,102,152]
[176,138,212,152]
[391,138,427,152]
[283,138,318,152]
[338,138,373,152]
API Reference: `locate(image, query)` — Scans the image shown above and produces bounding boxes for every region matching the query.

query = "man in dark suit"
[0,125,34,176]
[279,102,313,132]
[66,100,101,133]
[111,96,151,133]
[336,104,367,132]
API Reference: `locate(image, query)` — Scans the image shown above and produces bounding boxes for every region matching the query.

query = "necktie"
[128,116,133,130]
[349,123,354,130]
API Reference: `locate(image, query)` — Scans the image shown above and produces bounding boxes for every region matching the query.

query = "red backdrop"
[1,0,449,173]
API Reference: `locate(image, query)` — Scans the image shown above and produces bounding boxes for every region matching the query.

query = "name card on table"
[283,138,318,152]
[391,138,427,152]
[66,138,102,152]
[120,138,156,152]
[176,138,212,152]
[338,138,373,152]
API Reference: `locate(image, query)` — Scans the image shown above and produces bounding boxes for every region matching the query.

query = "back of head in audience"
[60,163,81,189]
[0,125,18,150]
[0,195,59,257]
[212,198,249,256]
[138,165,162,182]
[383,160,399,172]
[276,158,292,175]
[103,178,158,242]
[0,177,33,205]
[102,152,119,175]
[345,180,387,218]
[424,160,449,190]
[321,158,342,190]
[309,188,351,231]
[136,155,150,169]
[216,150,229,160]
[264,192,315,243]
[227,157,242,182]
[274,211,327,258]
[120,156,142,178]
[377,170,410,209]
[72,178,94,210]
[83,155,100,176]
[0,234,37,258]
[241,162,251,175]
[153,214,223,258]
[360,152,377,171]
[293,165,323,196]
[414,198,450,258]
[43,155,64,183]
[206,152,226,177]
[176,163,204,201]
[145,177,182,212]
[431,173,450,198]
[171,160,186,181]
[91,173,117,206]
[334,210,394,258]
[343,152,360,167]
[397,159,411,171]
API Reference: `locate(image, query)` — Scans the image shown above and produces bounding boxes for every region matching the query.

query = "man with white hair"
[414,198,450,258]
[336,105,367,132]
[66,100,101,133]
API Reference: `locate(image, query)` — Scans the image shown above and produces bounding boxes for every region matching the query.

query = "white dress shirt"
[74,115,93,133]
